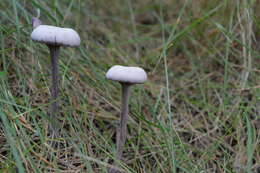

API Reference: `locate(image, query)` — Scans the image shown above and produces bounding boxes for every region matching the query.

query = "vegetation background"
[0,0,259,172]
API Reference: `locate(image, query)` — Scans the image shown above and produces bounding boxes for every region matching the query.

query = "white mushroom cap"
[31,25,80,47]
[106,65,147,84]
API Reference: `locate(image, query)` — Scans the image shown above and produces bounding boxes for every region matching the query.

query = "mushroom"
[31,18,80,133]
[32,17,42,29]
[106,65,147,172]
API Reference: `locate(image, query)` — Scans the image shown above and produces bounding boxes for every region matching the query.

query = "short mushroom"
[106,65,147,172]
[31,18,80,132]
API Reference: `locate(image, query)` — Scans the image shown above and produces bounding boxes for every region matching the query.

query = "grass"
[0,0,260,172]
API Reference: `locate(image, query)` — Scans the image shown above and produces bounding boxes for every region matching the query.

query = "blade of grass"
[245,115,255,173]
[0,110,25,173]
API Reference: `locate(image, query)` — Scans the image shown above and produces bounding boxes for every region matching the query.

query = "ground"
[0,0,259,172]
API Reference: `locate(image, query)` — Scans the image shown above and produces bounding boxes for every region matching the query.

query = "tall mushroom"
[31,18,80,133]
[106,65,147,172]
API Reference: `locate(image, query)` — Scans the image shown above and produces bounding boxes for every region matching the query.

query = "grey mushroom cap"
[106,65,147,84]
[31,25,80,47]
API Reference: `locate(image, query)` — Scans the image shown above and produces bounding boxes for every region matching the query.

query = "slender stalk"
[109,83,131,173]
[48,45,60,123]
[116,83,131,160]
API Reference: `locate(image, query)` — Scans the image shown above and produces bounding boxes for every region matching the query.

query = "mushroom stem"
[109,83,131,173]
[49,45,60,121]
[116,83,131,160]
